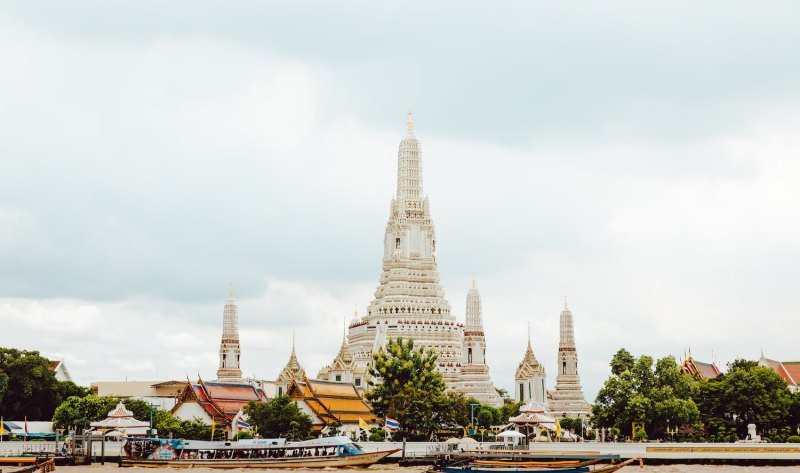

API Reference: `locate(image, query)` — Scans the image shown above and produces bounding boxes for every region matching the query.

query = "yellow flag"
[210,421,215,440]
[1,417,4,436]
[358,418,369,430]
[555,419,562,438]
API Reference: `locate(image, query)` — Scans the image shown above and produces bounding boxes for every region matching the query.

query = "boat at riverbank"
[120,436,400,468]
[427,451,639,473]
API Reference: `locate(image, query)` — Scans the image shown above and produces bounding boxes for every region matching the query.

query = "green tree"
[243,395,312,439]
[365,338,448,440]
[52,395,154,432]
[0,372,8,406]
[696,361,794,440]
[0,348,60,419]
[500,399,522,423]
[53,395,114,432]
[592,351,699,440]
[610,349,635,376]
[53,381,90,406]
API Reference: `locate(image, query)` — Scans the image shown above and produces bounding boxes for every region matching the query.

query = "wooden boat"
[430,454,639,473]
[475,458,601,468]
[120,435,400,469]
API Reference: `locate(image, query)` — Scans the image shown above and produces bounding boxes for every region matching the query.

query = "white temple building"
[546,300,591,419]
[515,326,547,405]
[318,114,501,406]
[216,288,243,383]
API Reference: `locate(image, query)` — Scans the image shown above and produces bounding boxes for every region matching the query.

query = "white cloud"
[2,2,800,403]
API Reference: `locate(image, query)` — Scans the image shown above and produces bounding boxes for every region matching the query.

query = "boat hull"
[120,448,400,469]
[442,467,589,473]
[438,458,637,473]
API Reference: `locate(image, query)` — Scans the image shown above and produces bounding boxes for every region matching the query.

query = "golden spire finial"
[527,321,531,346]
[228,284,234,299]
[406,111,414,134]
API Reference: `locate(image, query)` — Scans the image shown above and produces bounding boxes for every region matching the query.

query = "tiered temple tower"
[320,115,498,400]
[275,334,306,396]
[459,279,502,406]
[515,326,547,405]
[317,315,359,385]
[547,299,591,419]
[216,287,243,382]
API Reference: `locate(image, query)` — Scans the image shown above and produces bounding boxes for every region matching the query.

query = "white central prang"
[317,115,501,406]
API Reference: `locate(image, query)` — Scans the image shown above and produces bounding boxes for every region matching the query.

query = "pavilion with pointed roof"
[88,402,150,437]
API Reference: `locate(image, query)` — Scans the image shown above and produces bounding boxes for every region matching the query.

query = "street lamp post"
[148,403,157,437]
[469,404,479,437]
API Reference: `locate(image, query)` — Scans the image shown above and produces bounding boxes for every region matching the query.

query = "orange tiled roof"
[762,358,798,386]
[289,378,375,426]
[782,362,800,386]
[681,357,721,380]
[173,379,266,426]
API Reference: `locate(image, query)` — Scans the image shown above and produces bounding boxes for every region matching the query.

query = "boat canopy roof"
[125,436,357,451]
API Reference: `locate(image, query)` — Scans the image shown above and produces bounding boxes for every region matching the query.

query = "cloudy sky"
[2,1,800,401]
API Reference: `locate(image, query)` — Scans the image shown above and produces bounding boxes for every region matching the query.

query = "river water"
[49,464,800,473]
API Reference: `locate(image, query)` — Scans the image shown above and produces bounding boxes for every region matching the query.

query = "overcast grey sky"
[2,1,800,401]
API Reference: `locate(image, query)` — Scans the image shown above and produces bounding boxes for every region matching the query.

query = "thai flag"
[385,418,400,430]
[237,419,251,430]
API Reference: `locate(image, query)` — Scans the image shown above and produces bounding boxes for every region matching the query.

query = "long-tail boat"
[120,436,399,468]
[428,450,640,473]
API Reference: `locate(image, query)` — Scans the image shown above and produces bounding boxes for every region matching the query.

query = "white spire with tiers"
[216,287,243,382]
[547,298,591,419]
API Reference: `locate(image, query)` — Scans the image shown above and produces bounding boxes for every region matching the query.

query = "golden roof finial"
[527,321,531,346]
[406,110,414,134]
[228,284,234,299]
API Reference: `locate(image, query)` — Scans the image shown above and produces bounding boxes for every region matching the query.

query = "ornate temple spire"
[216,287,243,382]
[277,331,305,382]
[465,278,484,332]
[549,298,590,418]
[523,321,538,364]
[559,300,576,350]
[396,111,424,201]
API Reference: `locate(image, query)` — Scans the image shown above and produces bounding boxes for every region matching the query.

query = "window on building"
[563,361,567,375]
[467,347,473,364]
[278,386,283,396]
[519,383,524,401]
[335,374,341,382]
[395,238,401,249]
[355,378,361,386]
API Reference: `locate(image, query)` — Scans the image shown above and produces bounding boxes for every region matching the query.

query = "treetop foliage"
[593,348,800,442]
[243,395,313,440]
[0,347,90,419]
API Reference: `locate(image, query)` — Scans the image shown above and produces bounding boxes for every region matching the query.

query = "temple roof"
[288,377,376,427]
[90,402,149,430]
[277,336,306,382]
[760,356,799,386]
[172,378,266,426]
[681,356,721,380]
[516,326,544,378]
